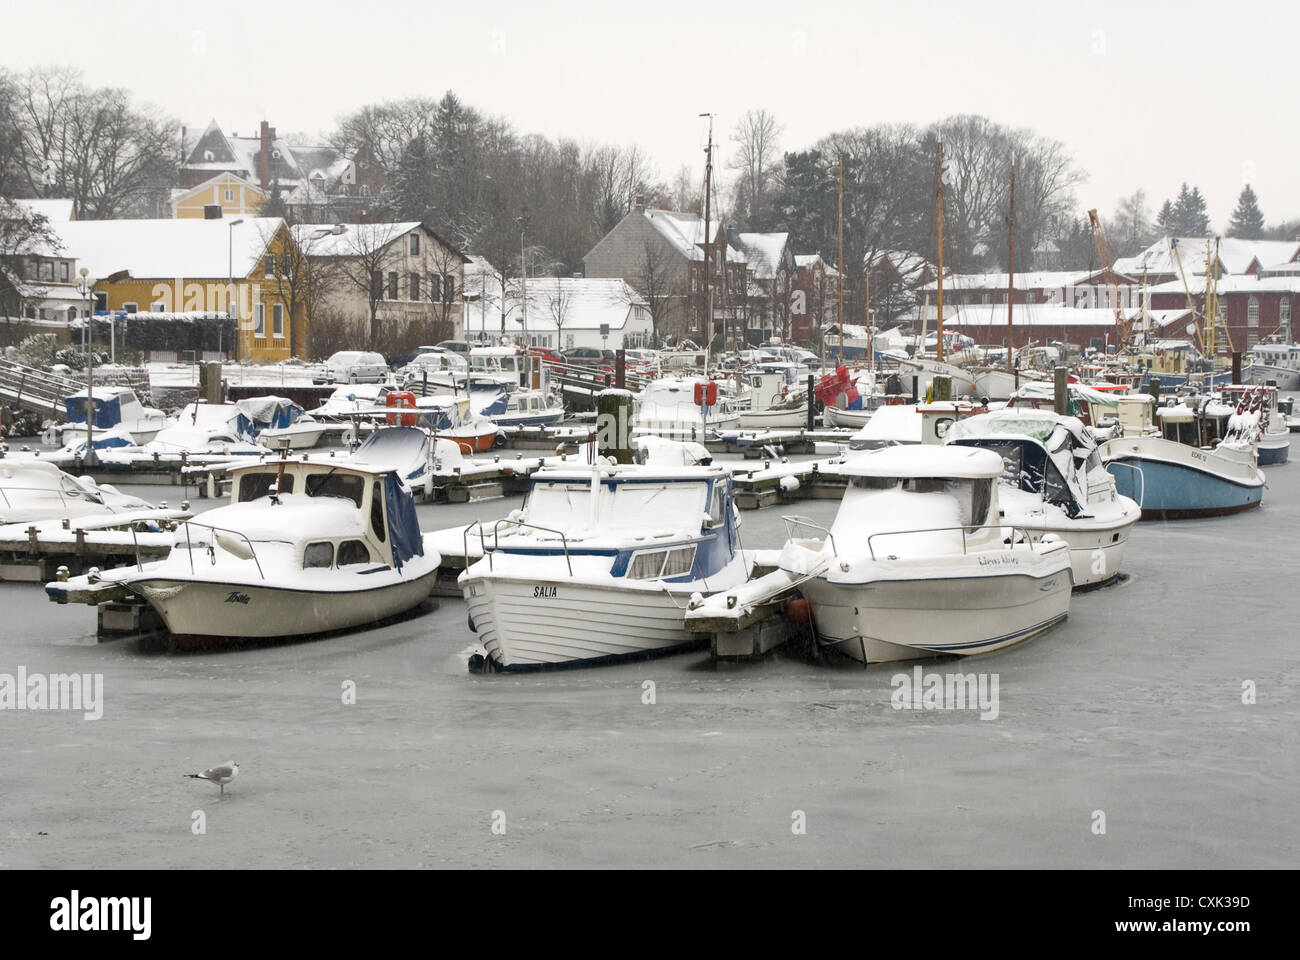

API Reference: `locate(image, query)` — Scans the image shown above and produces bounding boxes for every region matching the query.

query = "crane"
[1087,209,1129,348]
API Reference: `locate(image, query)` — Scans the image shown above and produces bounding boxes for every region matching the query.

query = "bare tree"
[0,197,59,321]
[546,279,572,351]
[728,109,783,228]
[327,223,403,349]
[424,240,466,344]
[265,223,339,358]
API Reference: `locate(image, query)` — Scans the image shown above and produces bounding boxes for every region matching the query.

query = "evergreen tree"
[1156,199,1176,234]
[260,176,290,221]
[1227,185,1265,239]
[380,134,435,222]
[1172,182,1209,235]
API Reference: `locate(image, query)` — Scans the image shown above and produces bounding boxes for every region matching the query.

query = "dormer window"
[203,150,215,162]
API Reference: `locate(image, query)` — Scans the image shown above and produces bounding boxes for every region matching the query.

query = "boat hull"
[462,574,705,670]
[823,405,872,429]
[1101,436,1264,520]
[1249,363,1300,391]
[738,405,809,429]
[129,570,437,646]
[797,554,1072,663]
[1258,434,1290,465]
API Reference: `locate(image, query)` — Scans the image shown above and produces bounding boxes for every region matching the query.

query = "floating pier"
[1,507,190,583]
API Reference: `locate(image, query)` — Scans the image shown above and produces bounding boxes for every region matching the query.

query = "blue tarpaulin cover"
[233,397,304,441]
[383,472,424,572]
[65,394,122,429]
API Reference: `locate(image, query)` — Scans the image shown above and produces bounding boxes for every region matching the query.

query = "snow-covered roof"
[733,232,789,280]
[842,443,1004,479]
[796,253,840,278]
[472,277,648,332]
[644,209,744,263]
[182,119,353,192]
[1147,274,1300,295]
[10,198,76,222]
[52,217,283,280]
[867,249,933,281]
[292,222,421,257]
[918,303,1193,329]
[919,269,1125,292]
[1114,236,1300,277]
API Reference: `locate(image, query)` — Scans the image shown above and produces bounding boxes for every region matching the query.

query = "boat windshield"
[304,472,364,507]
[237,472,296,502]
[523,478,709,533]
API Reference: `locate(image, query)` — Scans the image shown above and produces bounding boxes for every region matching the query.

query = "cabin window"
[305,472,363,507]
[662,545,696,578]
[337,540,371,566]
[303,541,334,569]
[237,472,295,502]
[370,481,386,542]
[850,476,900,491]
[709,485,726,526]
[970,478,993,526]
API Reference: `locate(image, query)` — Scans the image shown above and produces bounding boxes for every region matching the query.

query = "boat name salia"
[533,585,558,598]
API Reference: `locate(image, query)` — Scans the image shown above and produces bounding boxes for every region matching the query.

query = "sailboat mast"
[936,141,945,363]
[1006,162,1016,377]
[837,154,844,367]
[701,113,713,365]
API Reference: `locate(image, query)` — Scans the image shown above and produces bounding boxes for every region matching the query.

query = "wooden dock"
[0,508,190,582]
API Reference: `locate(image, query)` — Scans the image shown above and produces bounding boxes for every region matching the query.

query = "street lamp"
[227,218,245,362]
[76,268,97,467]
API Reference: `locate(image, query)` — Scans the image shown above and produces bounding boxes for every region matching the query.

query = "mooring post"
[595,388,634,464]
[931,374,952,402]
[806,374,815,430]
[1054,366,1069,415]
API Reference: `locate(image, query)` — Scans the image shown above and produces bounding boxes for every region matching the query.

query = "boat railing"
[181,521,268,580]
[1104,461,1145,509]
[0,483,88,513]
[490,519,574,576]
[781,515,839,556]
[865,523,1038,561]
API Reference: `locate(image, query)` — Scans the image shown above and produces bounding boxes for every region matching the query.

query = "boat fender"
[467,614,477,633]
[785,596,812,624]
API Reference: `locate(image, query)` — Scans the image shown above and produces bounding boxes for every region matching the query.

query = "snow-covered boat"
[1099,396,1265,520]
[99,459,439,647]
[1220,384,1289,465]
[142,402,264,458]
[414,394,503,452]
[0,458,153,525]
[736,370,809,429]
[947,409,1140,587]
[1248,343,1300,391]
[633,377,740,438]
[234,396,327,451]
[488,388,565,428]
[777,445,1073,663]
[459,458,751,670]
[59,386,168,449]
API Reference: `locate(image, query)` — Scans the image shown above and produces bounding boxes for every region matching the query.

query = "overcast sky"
[8,0,1296,229]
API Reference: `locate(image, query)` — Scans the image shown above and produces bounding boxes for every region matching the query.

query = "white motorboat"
[0,458,153,525]
[59,386,168,449]
[778,445,1073,663]
[1248,343,1300,391]
[232,396,328,451]
[633,377,740,439]
[736,370,809,429]
[142,402,264,458]
[946,409,1140,587]
[459,458,751,670]
[101,458,440,648]
[487,388,565,429]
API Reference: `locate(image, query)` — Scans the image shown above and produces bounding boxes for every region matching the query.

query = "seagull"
[187,761,240,795]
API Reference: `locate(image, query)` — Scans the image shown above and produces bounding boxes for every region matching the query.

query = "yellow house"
[53,216,307,363]
[171,172,268,219]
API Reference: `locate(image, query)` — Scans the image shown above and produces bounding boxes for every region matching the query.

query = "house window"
[981,292,990,304]
[59,262,69,282]
[387,272,398,300]
[273,303,284,337]
[224,188,234,203]
[1247,296,1259,327]
[409,234,420,256]
[442,275,455,302]
[39,261,52,281]
[372,270,383,301]
[122,302,138,314]
[1282,298,1292,326]
[264,255,275,277]
[281,253,292,277]
[360,184,370,197]
[407,274,418,300]
[254,303,266,337]
[1247,330,1259,348]
[429,275,442,302]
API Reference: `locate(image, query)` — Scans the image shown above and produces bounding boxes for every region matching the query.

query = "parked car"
[315,351,389,385]
[560,347,607,367]
[398,350,466,387]
[435,340,471,355]
[527,346,565,366]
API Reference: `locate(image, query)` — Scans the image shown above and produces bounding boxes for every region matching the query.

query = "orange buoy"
[785,596,812,624]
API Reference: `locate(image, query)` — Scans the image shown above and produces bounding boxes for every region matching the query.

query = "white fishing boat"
[1220,384,1288,465]
[946,409,1140,587]
[736,370,808,429]
[489,388,565,429]
[777,445,1073,663]
[0,458,152,525]
[100,458,439,648]
[459,458,751,670]
[633,377,740,439]
[1248,343,1300,391]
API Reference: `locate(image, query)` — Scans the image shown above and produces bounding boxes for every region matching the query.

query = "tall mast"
[1006,161,1016,377]
[837,154,844,367]
[936,141,945,363]
[701,113,714,358]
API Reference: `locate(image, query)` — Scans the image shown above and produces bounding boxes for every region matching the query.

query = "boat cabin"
[225,461,424,574]
[495,464,739,582]
[64,386,164,433]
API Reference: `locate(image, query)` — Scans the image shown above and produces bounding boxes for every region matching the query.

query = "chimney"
[259,120,275,189]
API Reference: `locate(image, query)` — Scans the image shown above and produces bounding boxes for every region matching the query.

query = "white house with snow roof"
[466,277,652,351]
[1114,236,1300,281]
